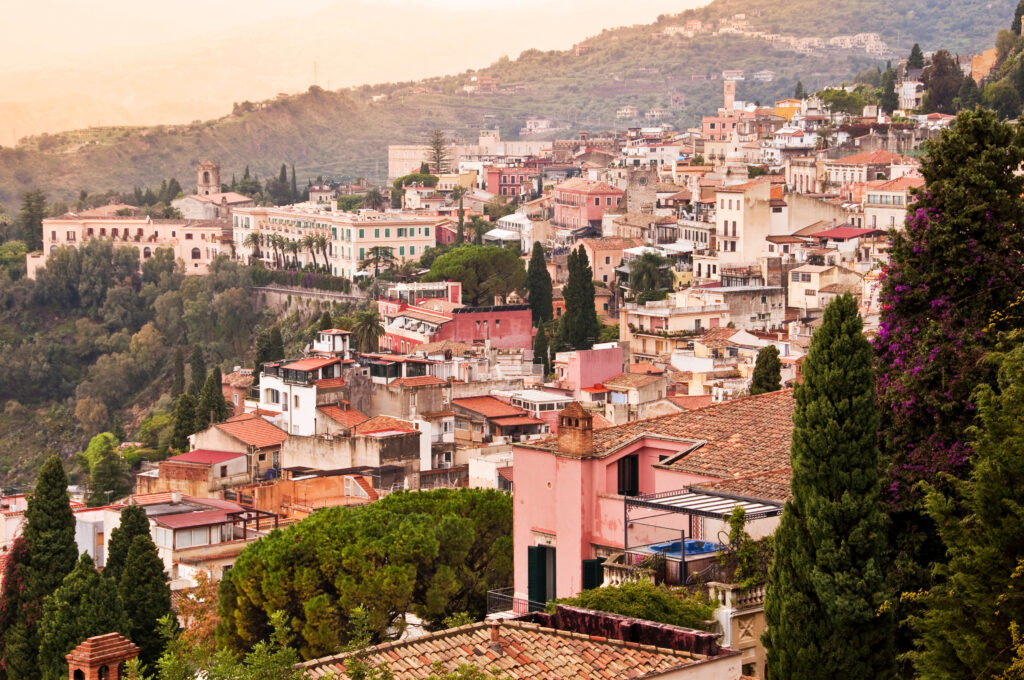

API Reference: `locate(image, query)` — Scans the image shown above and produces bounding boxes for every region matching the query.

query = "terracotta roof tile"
[222,370,254,388]
[299,620,713,679]
[520,390,794,481]
[216,413,287,449]
[691,467,793,503]
[604,373,663,389]
[315,377,347,389]
[391,376,447,387]
[317,405,369,428]
[282,357,341,372]
[166,450,244,465]
[452,396,527,419]
[353,416,418,435]
[628,362,665,375]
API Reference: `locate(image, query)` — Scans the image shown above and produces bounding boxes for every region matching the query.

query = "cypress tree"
[170,393,198,451]
[188,347,206,396]
[559,246,600,350]
[526,242,553,326]
[171,347,185,398]
[196,372,230,429]
[763,294,893,679]
[956,76,980,111]
[86,439,131,507]
[290,164,298,202]
[533,326,551,377]
[1015,0,1024,34]
[909,343,1024,678]
[278,164,288,185]
[7,457,78,680]
[0,537,29,680]
[38,553,126,680]
[268,327,285,361]
[794,80,805,99]
[749,345,782,395]
[119,535,171,669]
[318,311,333,331]
[104,505,150,584]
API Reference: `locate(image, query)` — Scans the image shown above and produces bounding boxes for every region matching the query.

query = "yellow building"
[773,98,802,122]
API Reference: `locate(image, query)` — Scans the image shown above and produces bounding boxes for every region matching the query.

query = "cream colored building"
[233,205,441,278]
[788,264,862,313]
[27,215,228,279]
[864,176,924,231]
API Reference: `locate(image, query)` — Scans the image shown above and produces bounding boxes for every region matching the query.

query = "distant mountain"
[0,0,1012,207]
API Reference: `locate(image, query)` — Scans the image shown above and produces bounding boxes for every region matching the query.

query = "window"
[185,233,193,240]
[594,197,600,206]
[293,394,300,409]
[606,197,612,206]
[191,248,201,259]
[424,227,430,237]
[791,272,800,282]
[264,388,279,404]
[51,230,56,241]
[374,228,380,238]
[617,454,639,496]
[805,289,816,296]
[397,228,405,237]
[801,273,812,282]
[385,228,390,237]
[409,246,415,255]
[358,228,364,239]
[605,256,611,264]
[220,465,228,478]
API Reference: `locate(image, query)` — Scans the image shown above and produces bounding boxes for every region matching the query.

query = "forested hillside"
[0,0,1011,206]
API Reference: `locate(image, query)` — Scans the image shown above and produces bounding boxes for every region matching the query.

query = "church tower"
[196,161,221,196]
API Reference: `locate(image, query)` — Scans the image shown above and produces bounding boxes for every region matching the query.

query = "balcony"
[486,588,545,616]
[706,581,766,611]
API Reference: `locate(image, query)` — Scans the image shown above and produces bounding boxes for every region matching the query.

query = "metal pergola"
[623,487,783,584]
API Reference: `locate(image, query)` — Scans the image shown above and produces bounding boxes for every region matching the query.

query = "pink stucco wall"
[512,436,712,601]
[436,306,534,349]
[565,346,624,398]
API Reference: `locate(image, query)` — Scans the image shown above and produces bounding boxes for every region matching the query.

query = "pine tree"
[318,311,333,331]
[526,242,553,326]
[18,190,47,252]
[171,347,185,398]
[426,129,450,174]
[7,457,78,680]
[104,505,150,584]
[880,67,899,113]
[170,393,197,451]
[188,346,206,396]
[86,438,131,507]
[558,246,600,350]
[749,345,782,395]
[1015,0,1024,34]
[38,553,126,680]
[119,535,171,669]
[957,76,981,111]
[909,343,1024,678]
[763,294,893,679]
[532,326,551,377]
[196,372,230,429]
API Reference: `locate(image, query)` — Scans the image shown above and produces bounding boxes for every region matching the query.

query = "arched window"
[143,247,152,258]
[191,247,201,259]
[98,665,109,680]
[74,670,85,680]
[203,171,211,184]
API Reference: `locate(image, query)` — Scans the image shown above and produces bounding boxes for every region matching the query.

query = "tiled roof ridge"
[300,619,703,672]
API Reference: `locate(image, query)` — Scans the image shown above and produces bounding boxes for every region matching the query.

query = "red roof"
[317,405,368,428]
[452,396,527,419]
[153,509,229,530]
[808,226,885,240]
[492,416,546,427]
[353,416,418,435]
[315,377,347,389]
[216,413,287,449]
[828,149,911,166]
[391,375,447,387]
[167,450,244,465]
[497,466,514,482]
[282,357,341,372]
[629,362,665,376]
[320,328,351,335]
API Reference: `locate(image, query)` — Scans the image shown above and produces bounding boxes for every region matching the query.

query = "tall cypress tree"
[318,311,333,331]
[6,456,78,680]
[558,246,600,350]
[0,537,29,680]
[171,347,185,398]
[38,553,126,680]
[119,535,171,669]
[268,327,285,361]
[196,372,230,429]
[526,242,553,326]
[86,440,131,507]
[532,326,551,377]
[910,343,1024,678]
[764,294,893,679]
[104,505,150,584]
[170,393,198,451]
[188,347,206,396]
[749,345,782,395]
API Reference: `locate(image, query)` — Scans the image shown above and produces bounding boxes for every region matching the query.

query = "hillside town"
[4,17,1024,680]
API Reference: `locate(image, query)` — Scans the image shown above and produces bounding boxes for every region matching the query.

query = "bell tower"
[196,161,221,196]
[66,633,139,680]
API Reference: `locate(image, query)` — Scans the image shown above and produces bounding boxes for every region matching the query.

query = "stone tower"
[626,168,658,214]
[557,402,593,457]
[196,161,221,196]
[66,632,139,680]
[723,80,736,111]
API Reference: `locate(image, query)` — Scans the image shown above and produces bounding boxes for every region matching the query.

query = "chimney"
[556,403,594,457]
[489,620,501,644]
[171,490,182,505]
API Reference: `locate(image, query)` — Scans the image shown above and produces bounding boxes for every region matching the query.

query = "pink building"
[552,345,625,399]
[436,305,534,349]
[485,166,538,198]
[551,178,624,230]
[511,391,793,606]
[701,111,755,142]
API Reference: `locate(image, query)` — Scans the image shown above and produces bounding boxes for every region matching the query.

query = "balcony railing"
[706,581,766,610]
[486,588,545,615]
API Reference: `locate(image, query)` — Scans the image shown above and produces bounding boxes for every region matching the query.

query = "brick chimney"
[66,633,139,680]
[556,402,593,457]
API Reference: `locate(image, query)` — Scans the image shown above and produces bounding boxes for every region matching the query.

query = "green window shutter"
[582,558,605,590]
[528,545,546,606]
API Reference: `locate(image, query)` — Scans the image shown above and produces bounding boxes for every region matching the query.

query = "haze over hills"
[0,0,691,147]
[0,0,1012,207]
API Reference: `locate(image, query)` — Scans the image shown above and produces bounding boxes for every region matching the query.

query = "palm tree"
[272,235,285,268]
[362,187,386,211]
[359,246,396,277]
[815,125,836,150]
[316,234,330,271]
[286,239,301,268]
[242,232,261,263]
[351,309,384,352]
[303,234,318,269]
[629,252,672,295]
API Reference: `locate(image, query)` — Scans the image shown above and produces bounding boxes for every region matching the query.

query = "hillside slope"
[0,0,1012,206]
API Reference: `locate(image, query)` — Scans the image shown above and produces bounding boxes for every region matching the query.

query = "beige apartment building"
[27,215,229,279]
[232,205,442,279]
